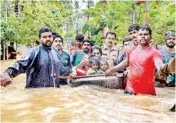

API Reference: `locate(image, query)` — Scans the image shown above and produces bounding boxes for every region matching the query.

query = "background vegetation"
[0,0,175,47]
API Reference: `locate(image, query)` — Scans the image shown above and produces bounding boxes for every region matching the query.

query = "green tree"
[82,1,175,45]
[135,1,175,44]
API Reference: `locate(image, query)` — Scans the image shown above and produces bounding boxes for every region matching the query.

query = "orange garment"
[76,61,89,76]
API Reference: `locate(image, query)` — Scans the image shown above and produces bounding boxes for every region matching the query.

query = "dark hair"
[100,58,109,69]
[53,34,63,43]
[138,26,152,36]
[92,46,102,56]
[35,40,40,45]
[165,31,175,40]
[106,32,116,39]
[122,37,132,45]
[88,56,100,68]
[83,39,94,46]
[10,42,14,45]
[165,30,175,37]
[39,27,52,38]
[128,24,140,32]
[52,32,59,36]
[75,34,84,42]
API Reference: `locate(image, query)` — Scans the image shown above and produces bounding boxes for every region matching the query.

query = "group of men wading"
[0,24,175,99]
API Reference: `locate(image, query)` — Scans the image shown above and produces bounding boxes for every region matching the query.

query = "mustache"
[140,38,147,41]
[167,41,174,44]
[83,47,90,53]
[108,42,113,44]
[46,40,52,43]
[56,44,61,47]
[166,42,175,47]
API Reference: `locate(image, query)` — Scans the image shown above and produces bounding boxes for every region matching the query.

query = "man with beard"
[106,26,167,95]
[160,31,175,64]
[70,40,93,77]
[159,31,175,87]
[71,39,93,67]
[101,32,119,67]
[52,34,71,84]
[0,27,69,88]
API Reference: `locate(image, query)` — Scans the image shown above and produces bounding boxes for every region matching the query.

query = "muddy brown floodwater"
[0,60,175,122]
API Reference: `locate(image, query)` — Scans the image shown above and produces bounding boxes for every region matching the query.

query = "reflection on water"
[1,60,175,122]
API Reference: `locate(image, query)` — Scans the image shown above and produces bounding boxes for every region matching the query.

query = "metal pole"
[132,0,136,24]
[144,0,150,26]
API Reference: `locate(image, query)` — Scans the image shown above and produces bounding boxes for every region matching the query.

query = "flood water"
[1,60,175,122]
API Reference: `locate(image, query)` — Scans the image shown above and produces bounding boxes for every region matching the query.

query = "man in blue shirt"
[159,31,175,87]
[0,27,69,88]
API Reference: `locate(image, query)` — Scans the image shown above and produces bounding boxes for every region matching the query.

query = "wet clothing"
[71,50,84,66]
[159,46,175,86]
[117,50,126,65]
[60,50,71,68]
[5,44,69,88]
[159,46,175,64]
[126,46,162,95]
[86,68,104,76]
[71,61,89,77]
[59,50,71,85]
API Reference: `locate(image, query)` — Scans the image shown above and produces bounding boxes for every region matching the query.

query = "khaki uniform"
[101,46,119,67]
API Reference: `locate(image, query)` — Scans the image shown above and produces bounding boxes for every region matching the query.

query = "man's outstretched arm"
[105,59,129,76]
[1,49,38,87]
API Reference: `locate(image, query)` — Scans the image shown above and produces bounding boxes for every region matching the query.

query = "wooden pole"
[132,0,136,24]
[144,0,150,26]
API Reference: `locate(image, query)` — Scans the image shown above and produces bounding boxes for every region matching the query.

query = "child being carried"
[86,56,104,76]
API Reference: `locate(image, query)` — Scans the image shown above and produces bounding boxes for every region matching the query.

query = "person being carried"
[99,58,109,73]
[86,56,104,76]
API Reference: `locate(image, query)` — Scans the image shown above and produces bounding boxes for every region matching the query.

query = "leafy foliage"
[0,1,175,46]
[82,1,175,45]
[1,0,74,44]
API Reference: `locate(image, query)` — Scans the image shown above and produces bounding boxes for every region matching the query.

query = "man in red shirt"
[106,26,164,95]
